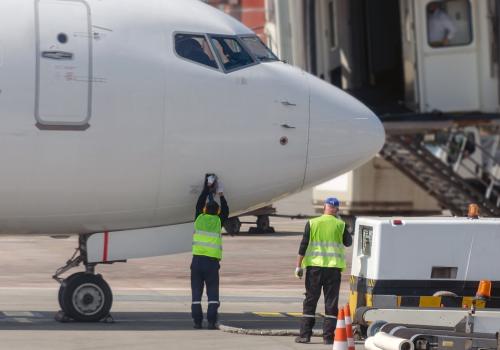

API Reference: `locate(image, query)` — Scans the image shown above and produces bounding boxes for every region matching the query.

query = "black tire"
[256,215,270,232]
[61,273,113,322]
[58,272,86,313]
[223,217,241,235]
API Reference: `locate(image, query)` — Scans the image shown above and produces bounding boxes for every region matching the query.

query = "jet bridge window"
[175,34,218,69]
[210,36,254,72]
[240,36,279,62]
[426,0,473,48]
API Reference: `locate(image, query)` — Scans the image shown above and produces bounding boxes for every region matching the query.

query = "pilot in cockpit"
[176,37,217,68]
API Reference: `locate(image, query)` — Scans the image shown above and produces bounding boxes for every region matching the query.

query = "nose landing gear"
[56,272,113,322]
[53,235,114,323]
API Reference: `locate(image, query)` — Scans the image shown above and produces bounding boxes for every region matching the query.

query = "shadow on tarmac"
[0,311,304,332]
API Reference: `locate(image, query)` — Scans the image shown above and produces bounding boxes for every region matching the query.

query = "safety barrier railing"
[429,135,500,208]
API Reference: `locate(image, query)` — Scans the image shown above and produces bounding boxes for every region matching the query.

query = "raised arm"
[195,179,210,219]
[219,194,229,224]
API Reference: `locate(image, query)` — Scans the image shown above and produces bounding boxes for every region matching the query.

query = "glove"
[205,174,217,190]
[295,267,304,279]
[216,180,224,195]
[207,175,216,187]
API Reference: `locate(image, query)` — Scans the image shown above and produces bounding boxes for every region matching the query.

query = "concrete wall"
[311,157,441,214]
[350,158,441,213]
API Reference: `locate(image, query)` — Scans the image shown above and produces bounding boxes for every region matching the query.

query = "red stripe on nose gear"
[103,231,109,262]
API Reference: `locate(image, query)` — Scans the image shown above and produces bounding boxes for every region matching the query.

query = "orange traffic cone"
[344,304,355,350]
[332,308,347,350]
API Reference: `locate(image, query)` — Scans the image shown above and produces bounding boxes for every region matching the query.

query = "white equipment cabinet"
[349,217,500,312]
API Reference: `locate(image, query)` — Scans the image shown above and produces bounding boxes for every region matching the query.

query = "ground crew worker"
[191,174,229,330]
[294,197,352,345]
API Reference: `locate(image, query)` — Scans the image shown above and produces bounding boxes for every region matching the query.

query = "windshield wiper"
[257,56,277,62]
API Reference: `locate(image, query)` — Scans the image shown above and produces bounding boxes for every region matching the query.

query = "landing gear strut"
[248,215,275,233]
[53,235,113,323]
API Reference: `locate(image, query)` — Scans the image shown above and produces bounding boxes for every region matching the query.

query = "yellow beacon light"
[476,280,492,300]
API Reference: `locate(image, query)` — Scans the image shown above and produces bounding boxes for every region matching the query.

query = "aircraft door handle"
[41,51,74,60]
[280,123,296,129]
[281,100,297,107]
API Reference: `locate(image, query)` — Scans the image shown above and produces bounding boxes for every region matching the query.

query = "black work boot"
[193,322,202,329]
[207,322,218,330]
[294,336,311,344]
[323,338,333,345]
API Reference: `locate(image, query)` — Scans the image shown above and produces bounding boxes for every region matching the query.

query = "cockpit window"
[240,36,279,62]
[175,34,218,69]
[210,36,254,71]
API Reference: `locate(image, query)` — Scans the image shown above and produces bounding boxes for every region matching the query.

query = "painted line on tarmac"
[252,312,285,318]
[115,295,302,303]
[2,311,36,317]
[12,318,32,323]
[0,311,45,321]
[251,312,330,318]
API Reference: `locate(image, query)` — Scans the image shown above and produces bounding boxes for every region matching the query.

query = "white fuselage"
[0,0,385,235]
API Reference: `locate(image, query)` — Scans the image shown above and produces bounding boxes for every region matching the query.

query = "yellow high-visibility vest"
[302,215,346,269]
[192,214,222,260]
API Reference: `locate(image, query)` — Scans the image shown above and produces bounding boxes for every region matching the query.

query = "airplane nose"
[304,76,386,186]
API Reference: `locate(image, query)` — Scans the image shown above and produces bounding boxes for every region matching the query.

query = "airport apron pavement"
[0,217,353,349]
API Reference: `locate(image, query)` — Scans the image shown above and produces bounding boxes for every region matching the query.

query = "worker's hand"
[295,267,304,279]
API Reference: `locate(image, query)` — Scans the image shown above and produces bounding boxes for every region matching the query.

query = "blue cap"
[324,197,340,207]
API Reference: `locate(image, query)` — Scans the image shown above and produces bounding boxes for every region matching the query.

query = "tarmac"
[0,199,356,350]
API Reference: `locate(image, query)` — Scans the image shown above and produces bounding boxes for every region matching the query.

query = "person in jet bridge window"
[428,2,457,47]
[190,174,229,330]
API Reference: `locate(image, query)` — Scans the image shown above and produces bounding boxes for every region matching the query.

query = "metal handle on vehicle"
[281,123,296,129]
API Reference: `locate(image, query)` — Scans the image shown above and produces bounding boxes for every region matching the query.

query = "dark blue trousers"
[300,267,341,341]
[191,255,220,325]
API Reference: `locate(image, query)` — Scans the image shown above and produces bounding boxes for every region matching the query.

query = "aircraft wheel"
[58,272,86,313]
[61,273,113,322]
[223,217,241,235]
